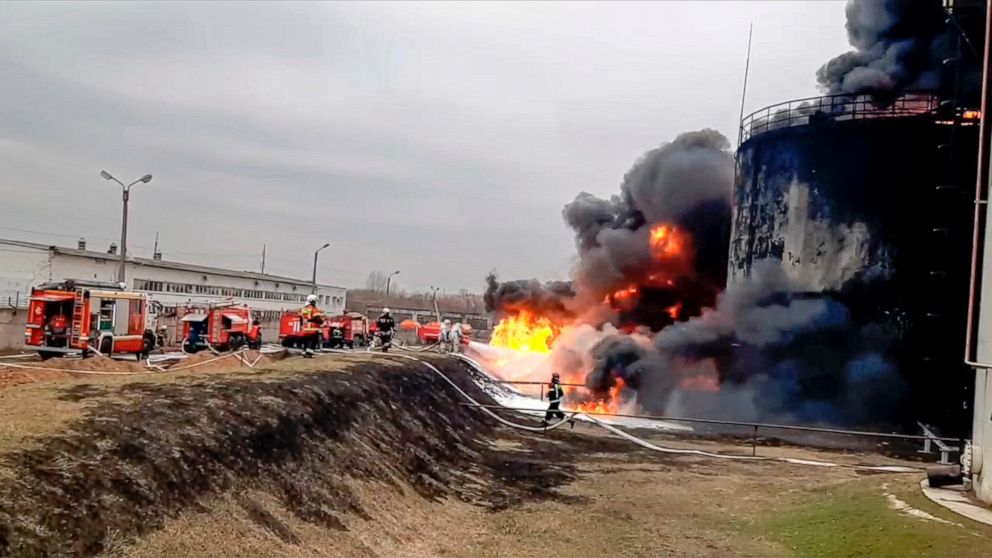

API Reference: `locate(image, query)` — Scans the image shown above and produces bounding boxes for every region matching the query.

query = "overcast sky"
[0,1,848,292]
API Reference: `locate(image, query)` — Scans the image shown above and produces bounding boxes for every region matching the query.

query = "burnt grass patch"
[0,356,585,556]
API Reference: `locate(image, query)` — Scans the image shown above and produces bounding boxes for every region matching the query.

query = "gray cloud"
[0,1,849,291]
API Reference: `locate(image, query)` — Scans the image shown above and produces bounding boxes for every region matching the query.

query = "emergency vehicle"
[325,312,370,349]
[179,301,253,353]
[278,311,325,348]
[24,280,155,359]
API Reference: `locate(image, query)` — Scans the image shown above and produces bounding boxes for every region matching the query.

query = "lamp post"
[385,270,400,298]
[100,170,153,285]
[312,243,330,294]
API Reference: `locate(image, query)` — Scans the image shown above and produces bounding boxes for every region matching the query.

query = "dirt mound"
[0,368,71,389]
[0,356,578,556]
[15,355,149,373]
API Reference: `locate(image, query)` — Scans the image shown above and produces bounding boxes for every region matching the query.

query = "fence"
[739,92,941,145]
[490,379,960,459]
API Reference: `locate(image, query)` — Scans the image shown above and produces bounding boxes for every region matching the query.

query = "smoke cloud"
[483,126,903,427]
[816,0,946,96]
[562,128,733,300]
[483,273,575,321]
[588,262,905,426]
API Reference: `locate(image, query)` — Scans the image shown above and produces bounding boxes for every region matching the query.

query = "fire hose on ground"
[321,348,922,473]
[0,344,288,376]
[0,345,927,473]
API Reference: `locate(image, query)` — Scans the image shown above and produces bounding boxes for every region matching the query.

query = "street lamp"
[100,170,153,284]
[385,270,400,298]
[312,243,330,294]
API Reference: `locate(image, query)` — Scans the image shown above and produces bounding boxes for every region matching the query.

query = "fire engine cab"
[325,312,370,349]
[24,280,155,359]
[179,301,253,353]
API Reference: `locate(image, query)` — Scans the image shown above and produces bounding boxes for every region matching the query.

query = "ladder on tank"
[69,288,86,347]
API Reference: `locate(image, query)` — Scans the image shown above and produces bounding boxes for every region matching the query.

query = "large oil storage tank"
[731,93,980,434]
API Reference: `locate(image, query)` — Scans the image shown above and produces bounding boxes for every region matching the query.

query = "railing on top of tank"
[739,92,941,145]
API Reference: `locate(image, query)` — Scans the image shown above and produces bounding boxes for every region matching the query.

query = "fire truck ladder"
[69,288,86,347]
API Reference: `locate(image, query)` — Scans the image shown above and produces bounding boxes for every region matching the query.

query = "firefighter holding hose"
[300,294,325,357]
[544,372,574,428]
[375,308,396,351]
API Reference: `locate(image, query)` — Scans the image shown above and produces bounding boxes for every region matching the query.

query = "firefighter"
[247,319,262,350]
[300,294,324,357]
[449,322,463,354]
[376,308,396,350]
[439,319,452,351]
[543,372,574,428]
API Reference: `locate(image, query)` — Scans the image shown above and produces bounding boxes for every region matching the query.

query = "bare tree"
[365,270,388,293]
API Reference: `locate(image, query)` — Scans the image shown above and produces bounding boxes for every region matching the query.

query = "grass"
[753,477,992,557]
[0,353,363,458]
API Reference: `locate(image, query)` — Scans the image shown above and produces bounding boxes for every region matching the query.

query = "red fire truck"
[325,312,370,349]
[24,280,155,359]
[278,311,325,348]
[179,301,253,353]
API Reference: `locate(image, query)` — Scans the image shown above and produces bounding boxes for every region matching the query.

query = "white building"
[0,238,347,319]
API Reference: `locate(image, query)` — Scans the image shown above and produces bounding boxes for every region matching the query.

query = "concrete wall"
[0,308,27,352]
[0,248,52,308]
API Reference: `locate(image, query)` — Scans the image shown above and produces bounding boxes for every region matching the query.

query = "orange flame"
[667,302,682,320]
[649,224,689,260]
[490,310,558,353]
[574,378,626,415]
[605,285,640,308]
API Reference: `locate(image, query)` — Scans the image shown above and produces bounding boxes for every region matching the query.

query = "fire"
[667,302,682,320]
[490,310,558,353]
[649,224,688,260]
[573,378,626,415]
[605,285,640,308]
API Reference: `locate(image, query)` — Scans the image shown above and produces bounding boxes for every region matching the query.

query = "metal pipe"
[964,0,992,369]
[311,243,330,295]
[492,379,584,387]
[386,270,400,298]
[119,189,129,284]
[459,403,960,442]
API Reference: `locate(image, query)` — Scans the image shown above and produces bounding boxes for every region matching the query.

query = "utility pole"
[100,170,153,285]
[386,270,400,298]
[429,286,441,322]
[261,244,267,275]
[312,242,330,294]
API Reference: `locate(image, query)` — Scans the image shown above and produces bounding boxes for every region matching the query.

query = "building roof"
[0,238,346,290]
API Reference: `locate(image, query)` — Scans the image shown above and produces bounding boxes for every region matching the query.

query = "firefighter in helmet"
[300,294,324,357]
[449,322,463,354]
[544,372,573,427]
[375,308,396,349]
[439,319,452,352]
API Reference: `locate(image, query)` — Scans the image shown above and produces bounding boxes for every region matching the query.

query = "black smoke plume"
[816,0,946,96]
[484,273,575,321]
[562,128,733,301]
[483,128,902,427]
[587,263,904,426]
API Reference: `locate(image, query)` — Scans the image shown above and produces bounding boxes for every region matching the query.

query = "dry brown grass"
[0,353,362,458]
[118,428,928,558]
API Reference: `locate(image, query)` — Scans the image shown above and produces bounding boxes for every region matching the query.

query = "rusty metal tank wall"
[731,115,978,433]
